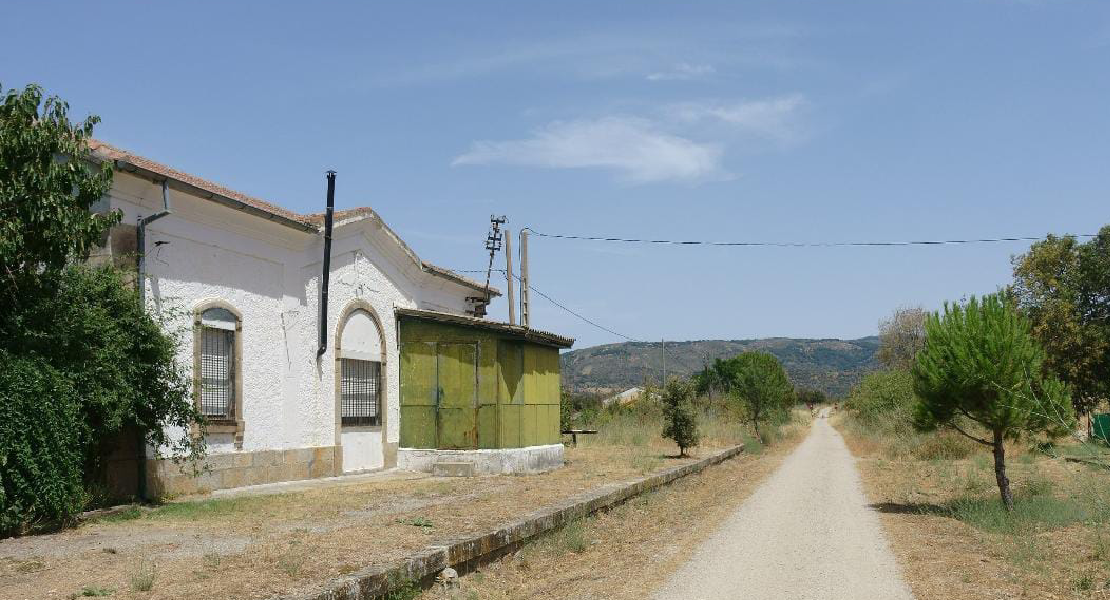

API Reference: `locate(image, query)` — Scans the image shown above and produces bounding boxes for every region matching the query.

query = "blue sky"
[5,1,1109,348]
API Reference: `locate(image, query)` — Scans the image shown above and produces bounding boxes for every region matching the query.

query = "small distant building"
[87,140,573,497]
[395,309,573,474]
[604,387,645,406]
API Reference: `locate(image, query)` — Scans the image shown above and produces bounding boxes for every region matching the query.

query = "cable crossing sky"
[521,229,1097,248]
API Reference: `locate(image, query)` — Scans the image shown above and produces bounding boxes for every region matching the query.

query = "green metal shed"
[396,308,574,451]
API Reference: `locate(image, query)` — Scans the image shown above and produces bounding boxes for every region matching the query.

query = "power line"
[452,268,641,342]
[522,228,1098,248]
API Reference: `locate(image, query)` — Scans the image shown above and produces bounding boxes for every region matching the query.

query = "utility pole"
[661,338,666,384]
[505,228,516,325]
[519,229,530,329]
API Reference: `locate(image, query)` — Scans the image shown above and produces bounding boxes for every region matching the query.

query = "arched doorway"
[337,307,386,472]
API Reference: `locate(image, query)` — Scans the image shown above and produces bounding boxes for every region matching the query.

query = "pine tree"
[912,294,1074,511]
[662,379,700,457]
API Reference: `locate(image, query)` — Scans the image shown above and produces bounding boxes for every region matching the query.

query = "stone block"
[233,452,253,468]
[308,457,335,479]
[287,462,311,481]
[432,462,476,477]
[252,449,282,468]
[312,446,334,463]
[221,467,250,489]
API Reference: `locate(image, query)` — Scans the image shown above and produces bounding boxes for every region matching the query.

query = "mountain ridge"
[560,336,880,398]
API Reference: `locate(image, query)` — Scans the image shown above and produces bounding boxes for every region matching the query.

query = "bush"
[0,352,86,535]
[844,369,916,433]
[661,379,700,456]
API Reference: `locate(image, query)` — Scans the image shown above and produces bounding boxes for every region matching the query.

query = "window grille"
[341,359,380,426]
[200,326,234,419]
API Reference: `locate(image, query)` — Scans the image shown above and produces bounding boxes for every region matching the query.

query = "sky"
[5,1,1109,348]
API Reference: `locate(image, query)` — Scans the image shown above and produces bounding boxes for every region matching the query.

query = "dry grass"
[0,414,760,600]
[415,419,809,600]
[836,413,1110,600]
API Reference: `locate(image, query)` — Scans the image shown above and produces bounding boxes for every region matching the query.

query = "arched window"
[339,309,383,427]
[196,306,241,422]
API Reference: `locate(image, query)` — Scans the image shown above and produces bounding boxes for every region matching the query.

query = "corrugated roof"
[396,308,574,349]
[89,140,495,295]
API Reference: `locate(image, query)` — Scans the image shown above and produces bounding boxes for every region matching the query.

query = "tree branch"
[946,421,993,446]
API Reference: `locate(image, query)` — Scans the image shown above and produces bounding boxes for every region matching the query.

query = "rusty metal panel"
[400,342,437,448]
[436,342,478,449]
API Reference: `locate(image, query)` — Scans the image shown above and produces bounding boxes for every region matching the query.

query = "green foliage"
[721,352,794,439]
[0,83,118,289]
[912,295,1074,440]
[560,388,573,431]
[912,294,1075,510]
[1011,227,1110,415]
[844,370,916,432]
[0,84,204,534]
[0,351,86,534]
[661,379,700,456]
[795,388,826,406]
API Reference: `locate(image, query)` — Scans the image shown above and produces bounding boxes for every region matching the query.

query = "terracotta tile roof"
[88,139,495,295]
[89,140,312,228]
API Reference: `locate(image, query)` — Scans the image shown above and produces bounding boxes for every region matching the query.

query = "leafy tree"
[912,294,1074,511]
[877,306,928,371]
[843,370,916,431]
[0,83,117,297]
[1011,228,1110,419]
[661,379,700,456]
[796,388,826,407]
[0,83,203,533]
[692,359,730,399]
[724,352,794,442]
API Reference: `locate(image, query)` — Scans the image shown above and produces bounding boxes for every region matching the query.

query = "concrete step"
[432,461,476,477]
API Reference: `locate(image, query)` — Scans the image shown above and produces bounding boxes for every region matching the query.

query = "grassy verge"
[836,412,1110,599]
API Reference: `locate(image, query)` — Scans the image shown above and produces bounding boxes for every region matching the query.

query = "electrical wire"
[451,268,641,342]
[521,228,1098,248]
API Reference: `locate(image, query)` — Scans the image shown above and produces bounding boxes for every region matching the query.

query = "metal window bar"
[200,326,234,419]
[341,359,380,426]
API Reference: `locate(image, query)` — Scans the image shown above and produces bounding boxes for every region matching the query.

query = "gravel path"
[652,410,915,600]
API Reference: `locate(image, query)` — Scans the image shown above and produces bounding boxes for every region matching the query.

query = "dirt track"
[652,409,915,600]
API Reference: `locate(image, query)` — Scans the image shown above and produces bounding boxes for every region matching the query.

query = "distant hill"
[560,337,880,399]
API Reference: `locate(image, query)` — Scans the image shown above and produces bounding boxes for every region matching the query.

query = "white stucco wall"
[108,172,482,471]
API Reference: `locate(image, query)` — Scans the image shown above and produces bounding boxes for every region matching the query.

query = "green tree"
[0,83,117,296]
[795,388,826,407]
[912,294,1074,511]
[661,379,700,456]
[0,83,203,533]
[1011,228,1110,419]
[724,352,794,443]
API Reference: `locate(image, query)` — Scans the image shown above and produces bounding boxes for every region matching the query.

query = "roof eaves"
[396,308,573,348]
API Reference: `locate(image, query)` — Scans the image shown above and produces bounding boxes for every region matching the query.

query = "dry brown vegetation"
[0,412,755,600]
[415,413,812,600]
[838,414,1110,600]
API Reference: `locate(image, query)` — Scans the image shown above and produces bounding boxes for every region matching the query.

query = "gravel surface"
[653,410,915,600]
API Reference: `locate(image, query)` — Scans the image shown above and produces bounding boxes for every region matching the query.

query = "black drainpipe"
[317,171,336,357]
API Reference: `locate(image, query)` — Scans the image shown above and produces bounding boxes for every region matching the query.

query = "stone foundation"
[147,445,339,497]
[397,444,564,475]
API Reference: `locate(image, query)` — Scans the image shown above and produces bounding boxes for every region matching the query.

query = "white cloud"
[670,94,807,142]
[452,117,724,183]
[646,63,716,81]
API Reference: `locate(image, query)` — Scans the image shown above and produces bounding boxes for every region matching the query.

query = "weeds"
[78,585,114,597]
[559,519,589,554]
[129,560,155,591]
[202,553,221,569]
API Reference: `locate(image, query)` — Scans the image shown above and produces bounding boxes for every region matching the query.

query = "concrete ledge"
[397,444,565,475]
[276,444,744,600]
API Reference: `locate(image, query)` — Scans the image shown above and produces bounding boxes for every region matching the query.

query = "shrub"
[844,369,916,433]
[661,379,700,456]
[0,351,86,535]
